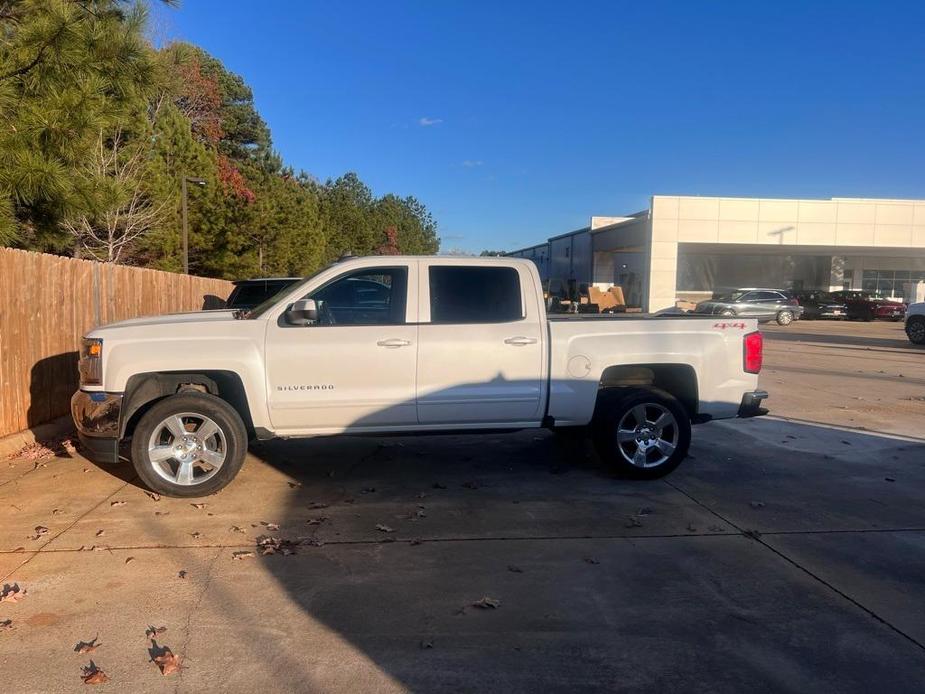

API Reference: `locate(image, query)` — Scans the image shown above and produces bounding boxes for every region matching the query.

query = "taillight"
[744,331,763,374]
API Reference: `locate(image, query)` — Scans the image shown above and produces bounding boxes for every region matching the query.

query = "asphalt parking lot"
[1,320,924,693]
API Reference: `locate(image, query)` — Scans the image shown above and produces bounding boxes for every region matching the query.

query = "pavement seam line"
[175,545,222,693]
[664,479,925,653]
[0,476,137,583]
[4,526,925,557]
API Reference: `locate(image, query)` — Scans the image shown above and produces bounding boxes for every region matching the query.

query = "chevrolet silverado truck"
[72,256,767,497]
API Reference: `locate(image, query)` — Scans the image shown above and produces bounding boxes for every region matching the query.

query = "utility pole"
[181,176,207,274]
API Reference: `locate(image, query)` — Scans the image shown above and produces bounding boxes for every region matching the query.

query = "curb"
[0,416,75,460]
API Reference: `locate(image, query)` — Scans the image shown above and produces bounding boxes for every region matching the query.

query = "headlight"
[78,337,103,386]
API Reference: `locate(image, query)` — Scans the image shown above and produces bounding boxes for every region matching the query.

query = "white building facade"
[509,195,925,312]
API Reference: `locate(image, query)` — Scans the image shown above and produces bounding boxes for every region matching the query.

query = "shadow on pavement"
[233,416,925,692]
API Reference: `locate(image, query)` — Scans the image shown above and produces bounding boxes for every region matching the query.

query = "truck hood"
[92,310,238,333]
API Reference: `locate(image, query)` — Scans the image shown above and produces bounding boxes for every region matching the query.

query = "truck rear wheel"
[593,388,691,479]
[130,392,248,497]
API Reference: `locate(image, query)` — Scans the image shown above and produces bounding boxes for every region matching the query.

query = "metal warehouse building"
[508,195,925,312]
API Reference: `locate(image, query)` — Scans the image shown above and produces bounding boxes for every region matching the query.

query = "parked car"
[693,288,803,326]
[906,302,925,344]
[828,290,906,321]
[71,256,767,497]
[787,290,848,320]
[226,277,301,310]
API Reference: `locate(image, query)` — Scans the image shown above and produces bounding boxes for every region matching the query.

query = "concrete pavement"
[1,320,924,692]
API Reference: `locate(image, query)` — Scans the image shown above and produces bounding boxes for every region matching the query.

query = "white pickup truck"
[72,256,767,497]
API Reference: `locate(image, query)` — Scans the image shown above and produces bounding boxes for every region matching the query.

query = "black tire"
[592,388,691,479]
[130,392,248,497]
[776,310,794,326]
[907,316,925,345]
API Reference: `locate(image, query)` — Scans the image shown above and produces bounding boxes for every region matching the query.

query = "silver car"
[693,288,804,326]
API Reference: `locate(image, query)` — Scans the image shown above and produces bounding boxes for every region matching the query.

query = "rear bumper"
[738,390,768,418]
[71,390,123,463]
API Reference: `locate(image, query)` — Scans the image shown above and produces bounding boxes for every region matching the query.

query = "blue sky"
[151,1,925,253]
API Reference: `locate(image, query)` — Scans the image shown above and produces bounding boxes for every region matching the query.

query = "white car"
[72,256,767,497]
[906,302,925,344]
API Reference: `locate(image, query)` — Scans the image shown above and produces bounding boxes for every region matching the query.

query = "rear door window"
[428,266,523,323]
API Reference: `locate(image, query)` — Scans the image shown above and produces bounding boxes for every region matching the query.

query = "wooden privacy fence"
[0,248,233,438]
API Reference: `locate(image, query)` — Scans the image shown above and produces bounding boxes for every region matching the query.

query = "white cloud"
[461,160,483,168]
[418,117,443,127]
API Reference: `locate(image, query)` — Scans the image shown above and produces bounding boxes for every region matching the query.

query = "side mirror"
[285,298,318,326]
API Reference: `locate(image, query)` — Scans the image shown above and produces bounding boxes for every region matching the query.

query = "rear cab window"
[428,266,523,323]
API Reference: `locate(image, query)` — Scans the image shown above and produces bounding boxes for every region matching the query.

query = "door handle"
[504,336,537,346]
[377,338,412,348]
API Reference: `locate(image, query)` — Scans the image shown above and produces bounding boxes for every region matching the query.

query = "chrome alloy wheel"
[147,412,227,486]
[615,403,679,469]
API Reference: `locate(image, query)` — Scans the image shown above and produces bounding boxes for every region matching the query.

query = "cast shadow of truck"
[243,388,925,690]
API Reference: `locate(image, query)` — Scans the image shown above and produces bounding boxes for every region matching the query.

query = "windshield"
[245,266,332,318]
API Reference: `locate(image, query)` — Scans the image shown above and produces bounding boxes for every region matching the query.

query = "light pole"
[181,176,207,274]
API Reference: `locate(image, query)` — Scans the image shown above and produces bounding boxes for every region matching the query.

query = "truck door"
[265,262,418,432]
[416,261,545,424]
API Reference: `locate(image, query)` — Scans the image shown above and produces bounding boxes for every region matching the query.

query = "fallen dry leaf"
[52,508,64,515]
[110,501,126,508]
[472,597,501,609]
[190,503,206,510]
[230,525,247,534]
[145,626,167,638]
[125,557,135,564]
[308,502,329,510]
[256,535,299,556]
[583,557,600,565]
[375,524,395,533]
[145,492,161,502]
[178,570,187,579]
[75,635,101,654]
[462,481,480,490]
[409,538,422,546]
[305,516,328,526]
[31,525,49,540]
[507,565,524,573]
[260,521,280,531]
[361,487,376,494]
[287,481,302,489]
[190,532,201,539]
[153,649,182,676]
[81,662,109,684]
[0,618,12,630]
[624,516,643,529]
[154,511,169,516]
[232,551,254,560]
[0,584,26,603]
[95,530,105,537]
[420,639,434,649]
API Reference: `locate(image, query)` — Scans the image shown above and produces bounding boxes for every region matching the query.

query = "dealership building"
[508,195,925,312]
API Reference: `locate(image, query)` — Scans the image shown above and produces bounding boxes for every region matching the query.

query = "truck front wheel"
[593,388,691,479]
[130,392,248,497]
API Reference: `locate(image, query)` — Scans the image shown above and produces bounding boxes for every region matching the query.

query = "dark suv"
[788,290,848,320]
[828,291,906,321]
[693,288,803,326]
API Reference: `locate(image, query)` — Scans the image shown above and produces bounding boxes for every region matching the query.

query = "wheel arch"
[595,364,698,419]
[121,371,255,439]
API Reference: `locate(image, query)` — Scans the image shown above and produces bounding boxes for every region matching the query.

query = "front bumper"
[738,390,768,418]
[71,390,123,463]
